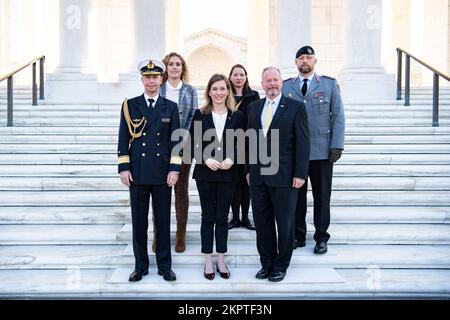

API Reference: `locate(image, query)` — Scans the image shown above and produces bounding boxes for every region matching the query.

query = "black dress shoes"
[314,241,328,254]
[204,265,215,280]
[241,219,256,230]
[128,269,148,282]
[216,263,230,279]
[158,269,176,281]
[293,239,306,249]
[268,271,286,282]
[228,219,241,230]
[255,268,271,280]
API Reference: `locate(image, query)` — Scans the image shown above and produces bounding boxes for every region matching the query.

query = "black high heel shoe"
[216,263,230,279]
[204,264,215,280]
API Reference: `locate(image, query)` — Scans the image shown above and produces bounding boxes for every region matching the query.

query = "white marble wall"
[2,0,449,98]
[339,0,396,102]
[273,0,312,78]
[311,0,345,78]
[0,0,9,76]
[423,0,450,83]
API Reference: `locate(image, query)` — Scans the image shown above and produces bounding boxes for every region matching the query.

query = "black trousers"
[296,160,333,243]
[196,180,234,254]
[130,184,172,272]
[231,176,251,221]
[251,183,297,273]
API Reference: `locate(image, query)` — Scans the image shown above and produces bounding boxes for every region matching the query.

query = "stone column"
[0,0,9,72]
[54,0,96,73]
[274,0,312,79]
[248,0,270,85]
[423,0,449,85]
[46,0,98,103]
[165,0,182,54]
[8,0,39,85]
[340,0,395,102]
[410,0,424,85]
[119,0,166,86]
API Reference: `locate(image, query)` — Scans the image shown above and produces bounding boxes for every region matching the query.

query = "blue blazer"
[161,82,198,130]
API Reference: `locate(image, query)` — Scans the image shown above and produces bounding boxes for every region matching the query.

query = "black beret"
[296,46,315,58]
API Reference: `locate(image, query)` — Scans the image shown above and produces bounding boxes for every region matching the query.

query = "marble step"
[0,111,120,118]
[0,190,450,206]
[117,223,450,245]
[120,243,450,269]
[1,164,449,177]
[2,108,450,118]
[2,144,450,154]
[345,111,450,118]
[2,118,450,127]
[96,268,450,299]
[0,224,123,244]
[402,94,450,99]
[2,112,450,124]
[0,223,448,245]
[0,98,447,107]
[0,98,34,104]
[1,153,450,165]
[0,268,448,298]
[1,206,448,225]
[1,177,450,191]
[2,134,450,144]
[2,126,450,135]
[0,244,449,270]
[349,119,450,126]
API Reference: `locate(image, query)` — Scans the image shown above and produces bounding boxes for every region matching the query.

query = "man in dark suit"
[117,59,182,282]
[246,67,310,282]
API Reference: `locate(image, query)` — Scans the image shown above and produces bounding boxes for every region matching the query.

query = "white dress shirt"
[260,93,282,129]
[144,93,159,107]
[212,111,227,143]
[298,73,315,95]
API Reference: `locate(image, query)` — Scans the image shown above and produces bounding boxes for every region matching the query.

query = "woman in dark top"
[227,64,260,230]
[189,74,243,280]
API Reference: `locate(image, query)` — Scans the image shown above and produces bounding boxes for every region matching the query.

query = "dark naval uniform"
[282,52,345,251]
[118,60,182,280]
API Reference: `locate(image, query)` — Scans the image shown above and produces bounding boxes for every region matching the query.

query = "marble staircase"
[0,87,449,298]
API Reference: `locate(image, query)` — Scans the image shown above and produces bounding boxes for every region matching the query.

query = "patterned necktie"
[147,98,155,108]
[263,100,274,136]
[301,79,308,96]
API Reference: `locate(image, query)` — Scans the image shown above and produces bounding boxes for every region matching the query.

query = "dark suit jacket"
[189,108,243,182]
[246,95,310,187]
[117,94,181,185]
[235,89,260,130]
[235,89,260,181]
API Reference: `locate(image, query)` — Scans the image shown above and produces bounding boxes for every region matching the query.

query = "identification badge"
[162,117,171,123]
